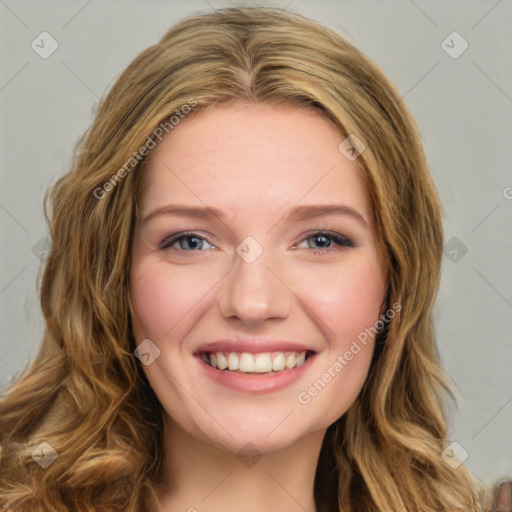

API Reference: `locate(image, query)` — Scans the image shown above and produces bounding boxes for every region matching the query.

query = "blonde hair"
[0,7,493,511]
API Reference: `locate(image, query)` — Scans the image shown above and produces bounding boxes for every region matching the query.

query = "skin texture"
[129,103,387,511]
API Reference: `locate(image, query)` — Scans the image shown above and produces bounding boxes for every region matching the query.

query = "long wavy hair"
[0,7,492,511]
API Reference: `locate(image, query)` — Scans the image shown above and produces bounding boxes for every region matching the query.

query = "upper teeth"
[203,351,307,373]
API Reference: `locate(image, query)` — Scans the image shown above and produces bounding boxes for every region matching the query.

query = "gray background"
[1,0,511,490]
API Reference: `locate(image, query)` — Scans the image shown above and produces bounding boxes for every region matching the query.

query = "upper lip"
[193,337,317,355]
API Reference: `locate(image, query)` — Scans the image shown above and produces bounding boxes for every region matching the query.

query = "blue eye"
[159,233,215,251]
[159,230,354,253]
[297,231,355,252]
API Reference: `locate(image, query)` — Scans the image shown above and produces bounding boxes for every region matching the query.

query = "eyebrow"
[142,203,368,227]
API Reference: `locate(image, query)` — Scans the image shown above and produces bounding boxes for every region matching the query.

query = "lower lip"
[196,355,315,393]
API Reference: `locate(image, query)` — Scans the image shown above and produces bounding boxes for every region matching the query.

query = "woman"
[0,7,502,511]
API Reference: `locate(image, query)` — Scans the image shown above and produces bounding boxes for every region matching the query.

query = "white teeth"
[272,353,286,371]
[285,353,296,369]
[227,352,239,371]
[204,350,308,373]
[216,352,228,370]
[239,352,255,372]
[254,353,272,373]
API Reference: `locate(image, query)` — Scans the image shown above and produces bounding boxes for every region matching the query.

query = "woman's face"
[130,103,387,454]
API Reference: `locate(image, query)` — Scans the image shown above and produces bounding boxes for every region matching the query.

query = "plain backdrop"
[1,0,511,489]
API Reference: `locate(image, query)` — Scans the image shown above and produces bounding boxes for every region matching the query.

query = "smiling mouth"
[200,350,314,373]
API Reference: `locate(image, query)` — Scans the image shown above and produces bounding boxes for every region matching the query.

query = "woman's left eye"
[294,231,355,253]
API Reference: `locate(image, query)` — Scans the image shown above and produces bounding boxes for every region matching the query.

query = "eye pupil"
[182,236,202,250]
[311,235,330,249]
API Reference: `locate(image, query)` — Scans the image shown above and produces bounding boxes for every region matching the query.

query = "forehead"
[137,103,371,223]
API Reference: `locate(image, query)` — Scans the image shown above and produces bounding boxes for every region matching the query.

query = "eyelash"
[159,230,355,255]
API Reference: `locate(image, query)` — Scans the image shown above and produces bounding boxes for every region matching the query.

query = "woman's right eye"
[159,232,216,251]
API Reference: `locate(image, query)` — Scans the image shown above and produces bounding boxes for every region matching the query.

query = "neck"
[152,416,326,512]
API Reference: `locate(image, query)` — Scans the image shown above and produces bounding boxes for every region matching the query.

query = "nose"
[218,248,292,326]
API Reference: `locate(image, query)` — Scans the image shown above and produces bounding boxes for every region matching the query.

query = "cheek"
[295,252,385,340]
[130,260,210,340]
[293,256,384,421]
